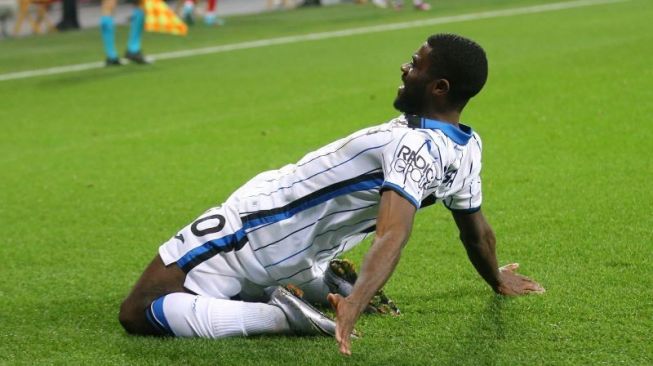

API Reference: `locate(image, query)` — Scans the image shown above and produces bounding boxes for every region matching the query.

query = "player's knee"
[118,297,150,335]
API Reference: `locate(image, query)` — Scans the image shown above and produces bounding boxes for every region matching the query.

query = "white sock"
[149,293,291,338]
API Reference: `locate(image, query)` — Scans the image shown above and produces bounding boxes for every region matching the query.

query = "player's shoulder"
[470,130,483,151]
[338,115,419,150]
[383,114,434,141]
[425,121,483,155]
[469,131,483,154]
[341,116,401,141]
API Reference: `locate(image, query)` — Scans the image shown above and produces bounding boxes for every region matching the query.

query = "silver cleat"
[268,286,336,337]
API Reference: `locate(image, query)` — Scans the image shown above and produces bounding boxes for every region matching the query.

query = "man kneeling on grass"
[118,33,544,356]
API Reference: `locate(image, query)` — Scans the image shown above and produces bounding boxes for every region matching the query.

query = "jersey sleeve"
[380,130,441,208]
[443,131,483,213]
[443,174,482,213]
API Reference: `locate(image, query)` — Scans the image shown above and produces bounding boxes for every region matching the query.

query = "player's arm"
[328,190,416,356]
[451,209,544,296]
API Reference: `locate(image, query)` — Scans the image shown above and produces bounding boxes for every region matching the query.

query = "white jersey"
[220,114,484,286]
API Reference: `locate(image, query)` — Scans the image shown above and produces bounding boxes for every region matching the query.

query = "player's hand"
[496,263,545,296]
[327,293,361,356]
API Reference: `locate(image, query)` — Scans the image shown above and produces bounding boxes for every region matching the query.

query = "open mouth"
[398,76,406,92]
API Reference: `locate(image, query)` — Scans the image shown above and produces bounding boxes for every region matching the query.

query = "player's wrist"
[490,271,504,293]
[345,295,370,313]
[493,282,507,294]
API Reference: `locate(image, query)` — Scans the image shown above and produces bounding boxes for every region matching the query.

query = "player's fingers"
[526,282,546,293]
[517,279,545,294]
[532,287,546,294]
[339,322,351,339]
[340,333,352,356]
[333,324,342,343]
[500,263,519,272]
[340,342,351,356]
[335,331,346,354]
[335,326,344,344]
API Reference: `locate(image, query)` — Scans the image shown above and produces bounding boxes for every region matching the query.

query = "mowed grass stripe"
[0,0,627,82]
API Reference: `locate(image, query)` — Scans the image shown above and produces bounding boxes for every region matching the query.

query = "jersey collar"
[405,114,473,145]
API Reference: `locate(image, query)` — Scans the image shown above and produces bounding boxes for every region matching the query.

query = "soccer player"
[118,33,544,355]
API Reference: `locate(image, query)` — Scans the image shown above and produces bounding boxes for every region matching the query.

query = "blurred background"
[0,0,429,38]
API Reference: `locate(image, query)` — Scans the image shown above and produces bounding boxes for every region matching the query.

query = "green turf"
[1,0,652,364]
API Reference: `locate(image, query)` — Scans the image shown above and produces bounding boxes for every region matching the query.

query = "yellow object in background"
[144,0,187,36]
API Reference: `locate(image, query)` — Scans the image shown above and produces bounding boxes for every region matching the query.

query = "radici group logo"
[393,145,436,190]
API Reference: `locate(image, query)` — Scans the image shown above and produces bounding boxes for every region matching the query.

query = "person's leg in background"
[181,0,196,24]
[124,0,148,64]
[100,0,120,65]
[100,0,148,66]
[203,0,225,26]
[56,0,80,31]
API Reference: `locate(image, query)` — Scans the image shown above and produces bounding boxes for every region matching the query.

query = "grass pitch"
[1,0,652,364]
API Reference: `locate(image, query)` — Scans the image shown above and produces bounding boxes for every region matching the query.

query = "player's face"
[394,43,433,115]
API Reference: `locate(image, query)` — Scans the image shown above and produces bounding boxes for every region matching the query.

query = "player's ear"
[431,78,450,97]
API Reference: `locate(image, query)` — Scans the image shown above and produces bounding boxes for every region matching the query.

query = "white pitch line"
[0,0,626,82]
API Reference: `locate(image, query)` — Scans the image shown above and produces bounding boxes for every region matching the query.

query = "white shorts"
[159,204,276,300]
